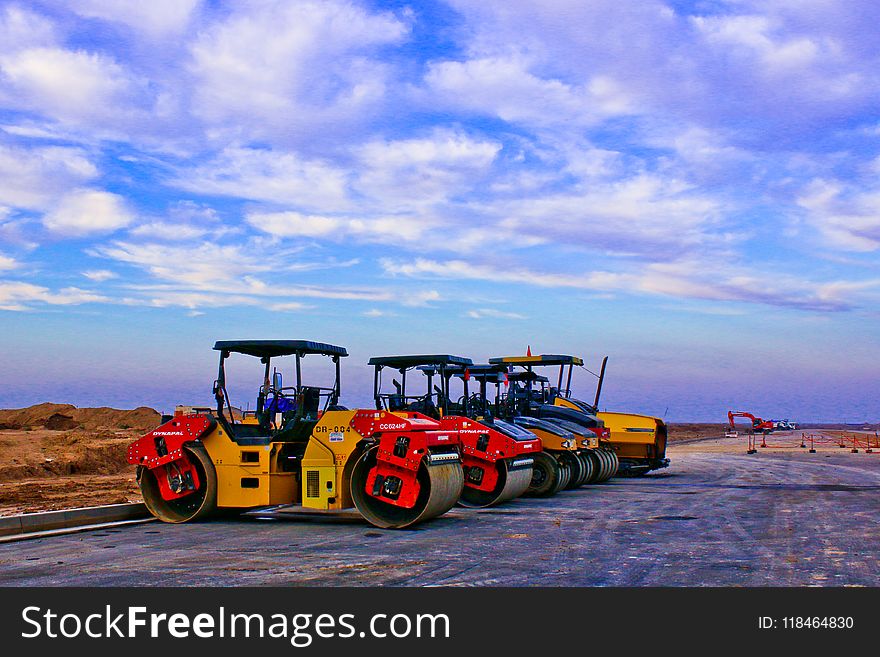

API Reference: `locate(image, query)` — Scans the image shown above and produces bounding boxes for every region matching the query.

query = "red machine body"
[728,411,775,433]
[350,410,460,509]
[127,413,214,501]
[436,415,541,493]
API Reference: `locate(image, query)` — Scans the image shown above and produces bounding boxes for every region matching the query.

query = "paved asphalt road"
[1,438,878,586]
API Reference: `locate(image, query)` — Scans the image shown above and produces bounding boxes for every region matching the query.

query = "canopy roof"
[507,371,550,382]
[451,363,509,378]
[368,354,473,368]
[488,354,583,366]
[214,340,348,358]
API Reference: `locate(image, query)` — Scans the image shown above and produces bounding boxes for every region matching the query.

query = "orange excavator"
[727,411,774,434]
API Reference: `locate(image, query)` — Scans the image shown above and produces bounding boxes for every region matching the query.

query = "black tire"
[582,449,602,483]
[526,451,565,497]
[605,449,620,479]
[595,449,611,482]
[554,461,571,493]
[577,450,595,484]
[137,443,218,523]
[558,451,586,489]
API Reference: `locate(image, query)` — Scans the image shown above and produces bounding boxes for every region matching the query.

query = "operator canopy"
[213,340,348,358]
[368,354,473,368]
[489,354,583,366]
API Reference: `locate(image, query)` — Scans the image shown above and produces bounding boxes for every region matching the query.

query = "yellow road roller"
[127,340,464,529]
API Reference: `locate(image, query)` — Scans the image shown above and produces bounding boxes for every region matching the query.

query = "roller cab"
[129,340,464,529]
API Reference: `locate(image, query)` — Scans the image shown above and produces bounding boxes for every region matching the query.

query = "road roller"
[127,340,464,529]
[448,363,584,497]
[368,355,540,507]
[489,354,619,483]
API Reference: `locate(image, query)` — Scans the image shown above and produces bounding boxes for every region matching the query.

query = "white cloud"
[172,147,349,211]
[485,173,723,256]
[246,210,427,245]
[93,240,268,287]
[0,143,98,210]
[425,57,632,127]
[466,308,527,320]
[67,0,201,36]
[43,190,134,235]
[82,269,117,282]
[382,256,875,312]
[188,0,408,141]
[0,47,145,129]
[246,211,342,239]
[0,280,108,311]
[0,252,17,270]
[693,15,821,71]
[129,222,212,240]
[0,5,56,53]
[797,179,880,251]
[354,130,502,208]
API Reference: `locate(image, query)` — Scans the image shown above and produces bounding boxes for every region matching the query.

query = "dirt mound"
[44,413,80,430]
[0,403,159,431]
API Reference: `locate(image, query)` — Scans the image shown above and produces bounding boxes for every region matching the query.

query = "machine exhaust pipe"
[593,356,608,409]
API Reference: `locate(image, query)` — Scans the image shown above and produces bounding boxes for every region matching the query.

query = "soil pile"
[0,402,159,431]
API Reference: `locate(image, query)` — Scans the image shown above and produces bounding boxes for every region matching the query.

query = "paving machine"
[369,355,541,507]
[128,340,464,529]
[489,354,619,482]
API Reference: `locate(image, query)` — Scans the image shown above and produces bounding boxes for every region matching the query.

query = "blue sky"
[1,0,878,422]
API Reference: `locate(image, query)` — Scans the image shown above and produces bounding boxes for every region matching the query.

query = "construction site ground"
[1,431,877,587]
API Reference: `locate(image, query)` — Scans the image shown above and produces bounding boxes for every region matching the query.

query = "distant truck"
[773,419,798,431]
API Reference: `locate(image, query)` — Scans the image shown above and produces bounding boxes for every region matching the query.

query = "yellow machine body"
[199,409,364,511]
[596,411,668,462]
[518,424,579,453]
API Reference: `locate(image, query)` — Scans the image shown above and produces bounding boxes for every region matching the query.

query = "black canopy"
[214,340,348,358]
[368,354,473,368]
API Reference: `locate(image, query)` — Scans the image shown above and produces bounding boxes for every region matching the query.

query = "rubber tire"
[581,450,602,484]
[526,451,566,497]
[558,451,586,489]
[596,449,613,482]
[605,449,620,479]
[137,443,218,523]
[576,450,595,484]
[555,462,571,493]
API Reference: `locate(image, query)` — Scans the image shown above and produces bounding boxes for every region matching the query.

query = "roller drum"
[350,447,464,529]
[137,443,218,523]
[459,458,534,508]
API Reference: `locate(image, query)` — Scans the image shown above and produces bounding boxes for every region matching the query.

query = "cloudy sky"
[1,0,878,421]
